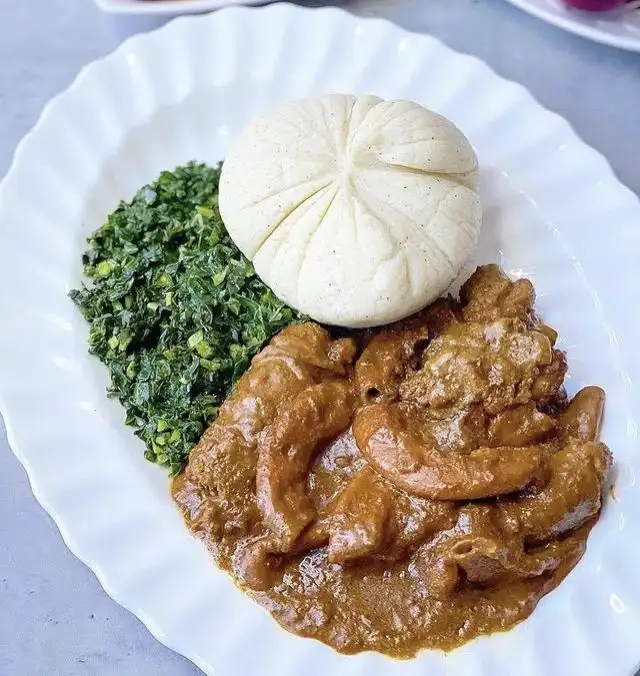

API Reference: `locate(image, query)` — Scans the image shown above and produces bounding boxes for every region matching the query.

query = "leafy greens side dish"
[71,162,304,474]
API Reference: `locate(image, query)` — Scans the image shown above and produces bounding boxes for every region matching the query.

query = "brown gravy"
[172,265,612,657]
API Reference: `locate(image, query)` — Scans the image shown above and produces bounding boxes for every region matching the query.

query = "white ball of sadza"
[219,94,481,328]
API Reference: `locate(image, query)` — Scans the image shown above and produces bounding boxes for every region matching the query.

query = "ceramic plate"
[504,0,640,52]
[0,4,639,675]
[95,0,264,16]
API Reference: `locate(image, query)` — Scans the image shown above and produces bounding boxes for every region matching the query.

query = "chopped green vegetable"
[70,162,304,475]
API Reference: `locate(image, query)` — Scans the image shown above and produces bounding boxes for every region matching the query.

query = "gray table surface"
[0,0,638,674]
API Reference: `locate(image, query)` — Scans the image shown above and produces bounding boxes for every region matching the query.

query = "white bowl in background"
[95,0,265,34]
[96,0,262,14]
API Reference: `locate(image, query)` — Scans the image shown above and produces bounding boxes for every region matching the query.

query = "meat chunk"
[498,440,612,543]
[257,380,355,546]
[233,535,279,591]
[460,264,536,325]
[353,402,544,500]
[327,467,391,563]
[326,467,456,563]
[561,386,605,442]
[531,349,568,403]
[423,531,586,599]
[487,403,556,447]
[355,300,457,403]
[399,318,556,414]
[419,504,587,600]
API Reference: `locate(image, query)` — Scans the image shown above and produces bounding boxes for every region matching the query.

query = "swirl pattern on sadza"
[173,265,612,657]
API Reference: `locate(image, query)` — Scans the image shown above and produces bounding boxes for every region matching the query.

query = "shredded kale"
[70,162,304,475]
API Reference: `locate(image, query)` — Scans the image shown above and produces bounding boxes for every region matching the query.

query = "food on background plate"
[173,265,612,656]
[219,94,481,328]
[564,0,637,10]
[70,163,304,474]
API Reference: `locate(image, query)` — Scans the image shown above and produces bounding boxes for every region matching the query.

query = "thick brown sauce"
[172,265,612,657]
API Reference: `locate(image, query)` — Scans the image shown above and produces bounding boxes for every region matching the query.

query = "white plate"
[504,0,640,52]
[1,4,639,675]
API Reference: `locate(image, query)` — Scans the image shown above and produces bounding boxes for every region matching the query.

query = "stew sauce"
[173,265,611,657]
